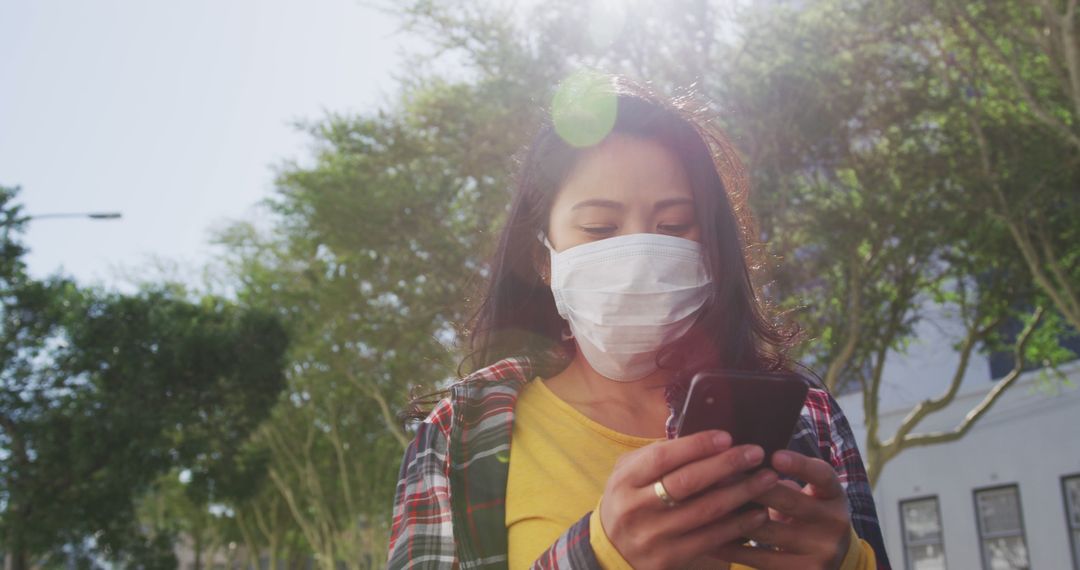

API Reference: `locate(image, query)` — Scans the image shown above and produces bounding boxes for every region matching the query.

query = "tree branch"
[1035,220,1080,323]
[965,103,1080,332]
[268,467,322,563]
[824,250,864,392]
[344,369,411,449]
[865,268,916,449]
[883,313,1002,449]
[949,2,1080,150]
[895,306,1045,449]
[234,510,262,570]
[326,401,358,520]
[1054,0,1080,118]
[1006,218,1080,332]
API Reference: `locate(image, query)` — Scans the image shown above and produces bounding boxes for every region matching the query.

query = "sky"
[0,0,422,291]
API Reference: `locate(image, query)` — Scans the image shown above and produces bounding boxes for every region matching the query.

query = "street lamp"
[27,212,122,220]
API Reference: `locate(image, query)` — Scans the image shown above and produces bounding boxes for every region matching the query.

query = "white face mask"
[541,232,713,381]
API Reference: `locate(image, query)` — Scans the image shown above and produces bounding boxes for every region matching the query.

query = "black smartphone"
[675,369,810,468]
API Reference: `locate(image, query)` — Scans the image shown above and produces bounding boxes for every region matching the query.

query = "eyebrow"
[571,199,625,211]
[570,197,695,211]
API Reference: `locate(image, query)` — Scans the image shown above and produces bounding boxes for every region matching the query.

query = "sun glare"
[551,70,619,147]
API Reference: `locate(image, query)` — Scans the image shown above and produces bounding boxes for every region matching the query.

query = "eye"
[581,225,617,236]
[658,223,693,235]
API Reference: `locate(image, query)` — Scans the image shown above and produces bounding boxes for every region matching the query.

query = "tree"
[210,74,555,565]
[0,185,289,569]
[917,0,1080,333]
[135,471,247,570]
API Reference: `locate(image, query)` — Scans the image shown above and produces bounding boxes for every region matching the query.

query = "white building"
[835,311,1080,570]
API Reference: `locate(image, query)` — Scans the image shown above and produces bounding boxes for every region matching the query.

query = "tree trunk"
[4,523,28,570]
[4,551,27,570]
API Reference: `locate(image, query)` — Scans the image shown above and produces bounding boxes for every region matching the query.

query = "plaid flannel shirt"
[387,356,892,569]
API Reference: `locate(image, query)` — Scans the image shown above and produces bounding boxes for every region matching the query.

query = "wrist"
[832,525,860,570]
[590,497,635,570]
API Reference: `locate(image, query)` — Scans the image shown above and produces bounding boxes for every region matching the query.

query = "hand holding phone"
[672,370,857,566]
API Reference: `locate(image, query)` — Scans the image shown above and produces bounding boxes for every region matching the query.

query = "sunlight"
[586,0,629,49]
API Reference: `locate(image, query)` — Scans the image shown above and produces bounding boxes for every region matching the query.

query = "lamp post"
[27,212,122,220]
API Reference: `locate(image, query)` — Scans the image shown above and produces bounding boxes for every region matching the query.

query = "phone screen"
[675,370,810,465]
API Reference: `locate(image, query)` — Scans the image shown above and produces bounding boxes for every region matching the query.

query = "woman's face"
[546,134,701,252]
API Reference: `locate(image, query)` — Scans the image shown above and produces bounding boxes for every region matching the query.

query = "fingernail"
[714,431,732,449]
[756,469,778,486]
[743,446,764,465]
[773,452,792,470]
[752,510,768,524]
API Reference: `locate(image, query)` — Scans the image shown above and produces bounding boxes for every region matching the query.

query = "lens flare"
[551,70,618,148]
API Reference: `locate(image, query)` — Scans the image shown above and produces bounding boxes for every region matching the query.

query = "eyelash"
[581,226,616,235]
[580,224,693,236]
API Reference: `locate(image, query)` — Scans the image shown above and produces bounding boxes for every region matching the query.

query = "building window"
[1065,474,1080,570]
[974,485,1030,570]
[900,496,947,570]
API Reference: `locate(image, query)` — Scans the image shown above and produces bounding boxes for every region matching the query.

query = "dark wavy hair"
[403,75,803,422]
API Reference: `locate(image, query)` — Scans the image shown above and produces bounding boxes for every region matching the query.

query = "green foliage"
[206,67,563,565]
[0,185,289,568]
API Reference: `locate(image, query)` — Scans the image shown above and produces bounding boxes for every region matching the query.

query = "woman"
[387,75,891,569]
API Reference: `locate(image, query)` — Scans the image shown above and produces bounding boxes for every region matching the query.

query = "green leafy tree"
[210,78,553,565]
[136,471,248,570]
[916,0,1080,333]
[0,185,289,569]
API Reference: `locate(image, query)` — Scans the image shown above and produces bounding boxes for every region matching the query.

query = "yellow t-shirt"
[505,377,875,570]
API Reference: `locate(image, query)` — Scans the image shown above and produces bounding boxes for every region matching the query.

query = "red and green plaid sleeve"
[526,513,599,569]
[387,398,457,569]
[798,387,892,569]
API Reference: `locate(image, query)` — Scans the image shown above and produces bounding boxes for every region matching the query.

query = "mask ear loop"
[536,231,555,251]
[537,232,574,341]
[535,231,553,284]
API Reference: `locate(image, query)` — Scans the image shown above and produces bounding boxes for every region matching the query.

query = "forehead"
[554,134,693,206]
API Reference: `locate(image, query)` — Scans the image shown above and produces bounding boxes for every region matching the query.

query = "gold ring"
[653,479,678,507]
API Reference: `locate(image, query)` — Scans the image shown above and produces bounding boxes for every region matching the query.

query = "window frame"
[1063,473,1080,570]
[972,483,1029,570]
[899,494,947,570]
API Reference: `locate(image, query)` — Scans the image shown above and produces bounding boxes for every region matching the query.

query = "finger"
[754,482,819,522]
[627,430,732,486]
[741,520,820,554]
[660,444,764,502]
[767,480,801,524]
[771,451,844,500]
[670,468,779,533]
[676,508,768,561]
[712,543,811,570]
